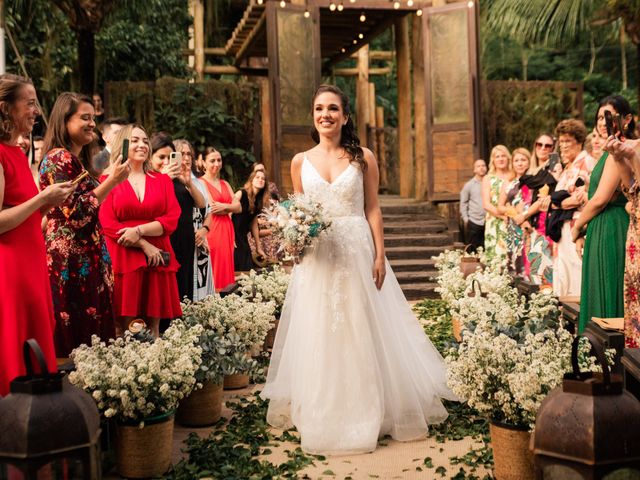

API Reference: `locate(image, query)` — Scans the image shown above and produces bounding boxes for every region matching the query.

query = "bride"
[261,84,455,455]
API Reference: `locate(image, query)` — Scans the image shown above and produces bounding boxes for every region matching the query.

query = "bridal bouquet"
[262,193,332,261]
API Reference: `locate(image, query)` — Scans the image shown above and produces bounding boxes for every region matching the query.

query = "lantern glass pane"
[604,469,640,480]
[542,465,582,479]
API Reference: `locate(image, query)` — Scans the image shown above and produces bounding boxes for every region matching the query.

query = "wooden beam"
[234,12,267,65]
[194,0,205,81]
[369,81,377,157]
[412,14,428,200]
[350,50,394,60]
[333,67,391,76]
[376,106,388,189]
[260,77,273,182]
[182,47,227,57]
[203,65,268,76]
[395,16,413,198]
[356,45,369,147]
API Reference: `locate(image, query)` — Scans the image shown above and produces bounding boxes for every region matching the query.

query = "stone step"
[384,233,452,248]
[383,213,444,223]
[400,282,439,301]
[394,270,437,284]
[388,258,438,272]
[384,221,448,235]
[385,245,447,260]
[380,203,435,215]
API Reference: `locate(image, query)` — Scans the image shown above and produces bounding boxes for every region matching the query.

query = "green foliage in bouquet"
[181,295,276,382]
[69,320,202,425]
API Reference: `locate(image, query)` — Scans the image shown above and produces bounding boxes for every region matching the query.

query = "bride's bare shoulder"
[291,152,306,168]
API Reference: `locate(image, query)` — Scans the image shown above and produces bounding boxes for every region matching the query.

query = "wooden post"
[356,45,369,147]
[260,77,274,181]
[412,14,428,200]
[194,0,205,80]
[395,16,413,198]
[368,82,377,158]
[376,106,388,190]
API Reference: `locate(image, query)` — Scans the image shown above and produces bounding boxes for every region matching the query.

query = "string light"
[349,0,356,3]
[359,12,366,22]
[257,0,263,4]
[337,1,344,11]
[353,39,358,44]
[341,47,346,53]
[393,1,401,9]
[416,8,423,15]
[329,1,336,11]
[280,0,286,7]
[304,8,310,17]
[358,33,364,39]
[407,0,414,6]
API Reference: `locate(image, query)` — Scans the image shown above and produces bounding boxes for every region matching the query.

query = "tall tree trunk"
[77,28,95,95]
[621,24,627,90]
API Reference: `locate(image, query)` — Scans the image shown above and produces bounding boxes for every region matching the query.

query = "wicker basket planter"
[490,422,534,480]
[224,373,250,390]
[264,318,280,350]
[176,382,223,427]
[452,317,463,342]
[116,412,174,478]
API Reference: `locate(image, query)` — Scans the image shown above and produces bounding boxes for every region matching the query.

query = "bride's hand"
[373,257,386,290]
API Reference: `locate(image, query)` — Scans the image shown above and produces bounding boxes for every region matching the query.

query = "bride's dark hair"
[310,84,366,172]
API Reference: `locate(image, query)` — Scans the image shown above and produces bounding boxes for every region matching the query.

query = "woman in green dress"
[571,95,634,333]
[482,145,513,261]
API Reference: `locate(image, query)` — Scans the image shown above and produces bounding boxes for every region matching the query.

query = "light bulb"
[407,0,414,6]
[337,2,344,11]
[359,13,366,21]
[393,1,400,9]
[280,0,286,7]
[329,1,336,10]
[358,33,364,39]
[416,8,423,16]
[350,0,356,3]
[257,0,263,4]
[468,0,474,7]
[353,39,358,44]
[304,9,310,17]
[341,47,346,53]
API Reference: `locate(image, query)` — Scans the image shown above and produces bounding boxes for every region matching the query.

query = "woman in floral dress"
[40,92,129,356]
[482,145,513,261]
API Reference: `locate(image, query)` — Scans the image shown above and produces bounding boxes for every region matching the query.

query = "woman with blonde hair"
[98,124,182,336]
[482,144,513,260]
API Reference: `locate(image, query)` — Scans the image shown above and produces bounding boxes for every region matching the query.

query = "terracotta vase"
[490,421,534,480]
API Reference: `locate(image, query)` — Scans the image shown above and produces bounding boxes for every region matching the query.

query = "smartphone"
[546,152,560,172]
[71,170,89,185]
[169,151,182,167]
[160,251,170,266]
[604,111,616,137]
[121,138,130,162]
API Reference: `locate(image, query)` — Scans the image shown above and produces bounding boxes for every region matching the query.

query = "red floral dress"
[39,148,115,357]
[624,184,640,347]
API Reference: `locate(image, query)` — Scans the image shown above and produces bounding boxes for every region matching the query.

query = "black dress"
[232,190,259,272]
[169,179,196,301]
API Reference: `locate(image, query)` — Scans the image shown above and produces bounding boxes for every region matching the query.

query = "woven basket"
[116,413,174,479]
[224,373,250,390]
[176,382,223,427]
[490,422,534,480]
[264,319,280,350]
[452,317,463,342]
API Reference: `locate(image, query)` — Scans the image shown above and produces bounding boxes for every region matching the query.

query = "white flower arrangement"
[181,294,276,379]
[237,265,290,316]
[69,320,202,425]
[263,193,331,260]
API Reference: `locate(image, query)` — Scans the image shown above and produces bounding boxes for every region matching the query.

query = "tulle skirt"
[261,215,455,455]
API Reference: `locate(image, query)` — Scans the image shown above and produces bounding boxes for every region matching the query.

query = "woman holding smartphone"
[571,96,634,333]
[99,125,181,336]
[150,133,205,301]
[0,75,76,395]
[39,92,129,357]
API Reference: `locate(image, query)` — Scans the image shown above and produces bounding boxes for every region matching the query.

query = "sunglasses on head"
[535,142,554,149]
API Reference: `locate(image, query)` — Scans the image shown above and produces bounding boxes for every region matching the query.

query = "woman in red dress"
[99,125,181,336]
[39,92,130,356]
[201,147,240,291]
[0,74,75,395]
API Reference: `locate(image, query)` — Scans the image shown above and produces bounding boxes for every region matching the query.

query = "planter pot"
[490,422,534,480]
[452,317,463,342]
[264,318,280,350]
[116,412,174,479]
[176,382,223,427]
[224,373,250,390]
[460,256,482,279]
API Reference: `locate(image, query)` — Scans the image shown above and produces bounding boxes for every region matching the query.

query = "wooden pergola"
[190,0,483,202]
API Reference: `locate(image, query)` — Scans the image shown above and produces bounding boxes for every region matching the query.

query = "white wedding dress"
[261,154,455,455]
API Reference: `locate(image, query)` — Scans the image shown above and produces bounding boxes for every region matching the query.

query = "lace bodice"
[301,154,364,218]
